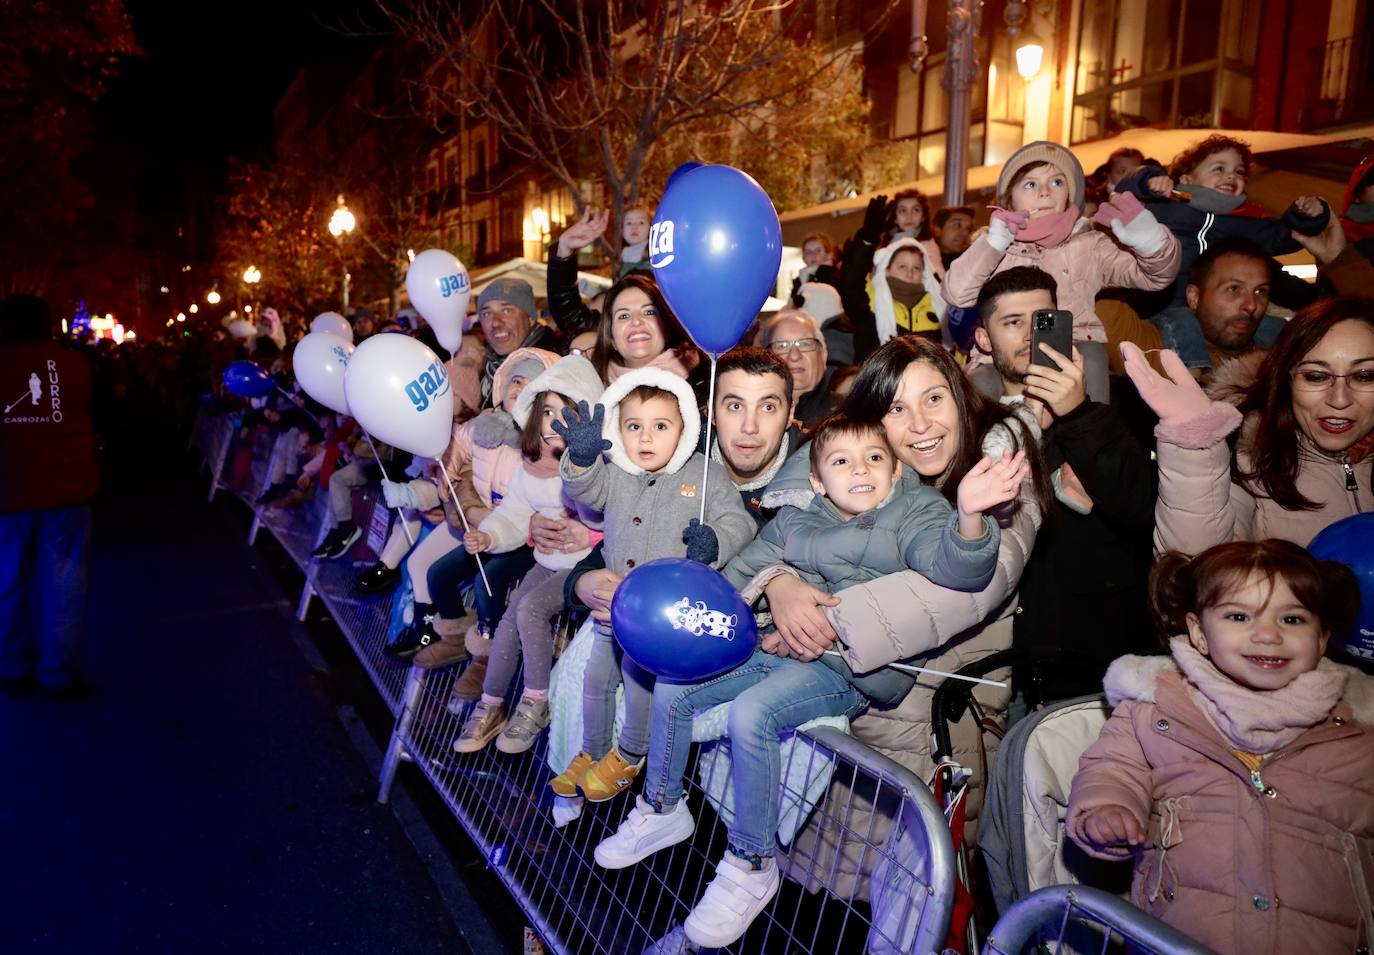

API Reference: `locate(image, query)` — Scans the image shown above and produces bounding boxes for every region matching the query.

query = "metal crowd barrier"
[188,410,962,954]
[982,886,1219,955]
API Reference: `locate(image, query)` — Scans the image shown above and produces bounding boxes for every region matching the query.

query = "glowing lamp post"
[328,195,356,310]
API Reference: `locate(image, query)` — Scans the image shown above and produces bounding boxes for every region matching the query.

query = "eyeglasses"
[1290,368,1374,393]
[767,337,821,355]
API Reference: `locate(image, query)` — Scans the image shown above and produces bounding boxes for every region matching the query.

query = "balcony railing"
[1302,33,1374,130]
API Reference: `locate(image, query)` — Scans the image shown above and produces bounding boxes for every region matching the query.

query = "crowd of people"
[6,133,1372,953]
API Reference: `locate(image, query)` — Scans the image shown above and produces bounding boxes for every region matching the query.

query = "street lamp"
[328,194,356,310]
[242,265,262,285]
[206,289,222,304]
[189,304,199,314]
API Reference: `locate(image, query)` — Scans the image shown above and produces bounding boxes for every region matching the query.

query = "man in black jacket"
[973,267,1158,701]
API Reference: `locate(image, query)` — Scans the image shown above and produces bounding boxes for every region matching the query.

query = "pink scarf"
[1169,637,1349,754]
[607,344,700,383]
[995,206,1080,249]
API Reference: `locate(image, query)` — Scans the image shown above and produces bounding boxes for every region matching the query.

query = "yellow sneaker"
[580,748,645,803]
[550,751,595,798]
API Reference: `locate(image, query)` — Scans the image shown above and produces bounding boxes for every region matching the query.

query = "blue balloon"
[664,161,704,191]
[649,164,782,355]
[610,558,758,681]
[223,360,274,398]
[1308,513,1374,664]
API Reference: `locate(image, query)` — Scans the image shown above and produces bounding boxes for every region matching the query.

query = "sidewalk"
[0,446,474,953]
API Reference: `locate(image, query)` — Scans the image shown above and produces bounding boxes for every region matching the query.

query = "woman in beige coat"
[1120,297,1374,555]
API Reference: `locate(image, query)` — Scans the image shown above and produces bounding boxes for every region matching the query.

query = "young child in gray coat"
[549,367,756,803]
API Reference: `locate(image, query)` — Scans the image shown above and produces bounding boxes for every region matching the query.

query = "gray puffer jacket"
[724,485,999,706]
[560,366,756,573]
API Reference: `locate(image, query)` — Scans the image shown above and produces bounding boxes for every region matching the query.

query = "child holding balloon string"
[589,411,1029,950]
[548,366,756,803]
[450,355,606,755]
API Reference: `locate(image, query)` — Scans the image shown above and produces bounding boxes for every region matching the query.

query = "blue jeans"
[426,545,535,627]
[582,623,655,760]
[1150,305,1287,370]
[0,505,92,689]
[644,649,866,857]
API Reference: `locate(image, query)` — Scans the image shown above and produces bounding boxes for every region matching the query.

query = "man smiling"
[476,277,560,406]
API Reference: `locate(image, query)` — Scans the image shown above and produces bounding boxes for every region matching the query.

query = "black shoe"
[384,609,441,661]
[313,523,361,560]
[353,562,401,596]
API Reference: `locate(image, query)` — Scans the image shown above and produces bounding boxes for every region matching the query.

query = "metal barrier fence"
[190,409,964,954]
[981,886,1218,955]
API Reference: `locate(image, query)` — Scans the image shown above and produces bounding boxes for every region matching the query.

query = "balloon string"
[273,385,321,425]
[436,460,493,597]
[698,355,718,526]
[364,432,416,547]
[821,651,1007,688]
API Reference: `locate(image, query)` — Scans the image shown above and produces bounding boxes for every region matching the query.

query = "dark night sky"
[94,0,382,259]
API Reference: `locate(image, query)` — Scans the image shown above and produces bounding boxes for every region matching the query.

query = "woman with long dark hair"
[1123,296,1374,552]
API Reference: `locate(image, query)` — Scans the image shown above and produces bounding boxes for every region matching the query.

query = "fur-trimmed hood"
[512,354,605,428]
[491,346,559,412]
[1102,650,1374,726]
[1203,349,1264,407]
[597,365,701,475]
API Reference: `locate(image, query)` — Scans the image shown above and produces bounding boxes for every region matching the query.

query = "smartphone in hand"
[1030,309,1074,368]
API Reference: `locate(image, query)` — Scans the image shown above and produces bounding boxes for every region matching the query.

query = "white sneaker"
[683,855,780,949]
[593,796,695,869]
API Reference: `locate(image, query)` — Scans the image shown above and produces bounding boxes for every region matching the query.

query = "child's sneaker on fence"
[414,613,474,670]
[579,747,645,802]
[449,656,488,706]
[452,701,506,753]
[495,697,550,754]
[683,853,780,949]
[313,522,360,559]
[549,751,595,798]
[593,796,695,869]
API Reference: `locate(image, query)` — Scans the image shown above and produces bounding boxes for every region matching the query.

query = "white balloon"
[312,311,353,343]
[343,333,453,459]
[227,319,256,339]
[405,249,469,354]
[292,332,354,415]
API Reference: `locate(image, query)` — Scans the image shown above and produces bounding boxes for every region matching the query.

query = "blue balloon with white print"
[649,164,782,356]
[610,558,758,681]
[222,360,274,398]
[1308,513,1374,665]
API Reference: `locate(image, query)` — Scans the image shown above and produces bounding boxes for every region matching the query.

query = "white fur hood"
[597,366,701,475]
[512,354,606,428]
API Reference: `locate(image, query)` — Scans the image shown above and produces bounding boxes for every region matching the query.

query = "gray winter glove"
[682,519,719,565]
[382,479,419,510]
[551,400,610,468]
[471,409,520,449]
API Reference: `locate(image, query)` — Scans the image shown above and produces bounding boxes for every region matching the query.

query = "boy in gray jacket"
[549,367,756,803]
[591,412,1027,950]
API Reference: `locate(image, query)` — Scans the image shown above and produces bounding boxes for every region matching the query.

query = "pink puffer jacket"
[943,219,1180,343]
[1069,656,1374,955]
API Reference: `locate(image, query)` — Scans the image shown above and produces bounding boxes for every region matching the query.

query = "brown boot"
[449,656,489,708]
[414,612,475,670]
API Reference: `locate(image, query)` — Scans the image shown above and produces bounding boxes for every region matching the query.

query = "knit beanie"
[477,277,537,320]
[507,357,546,383]
[997,141,1085,213]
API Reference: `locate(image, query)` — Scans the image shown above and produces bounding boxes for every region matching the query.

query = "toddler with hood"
[452,355,605,756]
[944,140,1182,403]
[842,194,945,360]
[1068,540,1373,955]
[548,366,756,803]
[1115,134,1331,371]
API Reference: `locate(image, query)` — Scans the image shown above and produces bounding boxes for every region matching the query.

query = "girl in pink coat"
[1067,540,1373,955]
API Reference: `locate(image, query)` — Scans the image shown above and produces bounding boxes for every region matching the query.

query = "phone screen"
[1030,310,1074,369]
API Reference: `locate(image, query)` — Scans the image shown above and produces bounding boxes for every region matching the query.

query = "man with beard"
[1099,237,1278,379]
[972,267,1159,700]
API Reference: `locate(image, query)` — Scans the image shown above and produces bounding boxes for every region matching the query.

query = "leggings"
[426,545,535,626]
[482,564,570,697]
[405,522,463,603]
